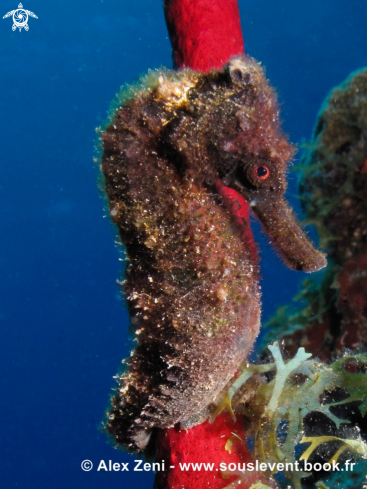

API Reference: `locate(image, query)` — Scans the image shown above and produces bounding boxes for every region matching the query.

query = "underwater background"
[0,0,366,487]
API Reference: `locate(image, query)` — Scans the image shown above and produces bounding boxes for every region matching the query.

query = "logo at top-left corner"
[3,3,38,31]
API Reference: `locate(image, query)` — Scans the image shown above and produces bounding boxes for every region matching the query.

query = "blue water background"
[0,0,366,487]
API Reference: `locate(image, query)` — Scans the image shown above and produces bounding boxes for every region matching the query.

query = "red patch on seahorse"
[215,179,258,264]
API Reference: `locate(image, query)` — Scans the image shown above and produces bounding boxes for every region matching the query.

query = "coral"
[101,57,325,452]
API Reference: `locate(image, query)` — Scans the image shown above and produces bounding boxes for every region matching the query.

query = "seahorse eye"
[255,165,270,180]
[237,159,276,189]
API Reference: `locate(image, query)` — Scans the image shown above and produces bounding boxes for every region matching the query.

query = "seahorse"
[101,56,326,452]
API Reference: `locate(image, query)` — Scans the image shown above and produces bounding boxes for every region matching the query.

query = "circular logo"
[13,9,28,28]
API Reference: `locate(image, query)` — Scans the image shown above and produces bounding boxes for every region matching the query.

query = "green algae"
[217,343,367,488]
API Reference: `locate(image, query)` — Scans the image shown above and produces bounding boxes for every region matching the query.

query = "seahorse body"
[101,57,326,451]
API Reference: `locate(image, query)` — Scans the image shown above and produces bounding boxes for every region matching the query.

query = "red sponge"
[164,0,245,71]
[154,413,268,489]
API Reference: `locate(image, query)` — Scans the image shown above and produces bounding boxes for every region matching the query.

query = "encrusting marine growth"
[100,56,326,452]
[263,67,367,361]
[254,67,367,489]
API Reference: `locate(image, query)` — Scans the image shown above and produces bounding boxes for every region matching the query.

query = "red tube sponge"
[164,0,245,71]
[154,413,267,489]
